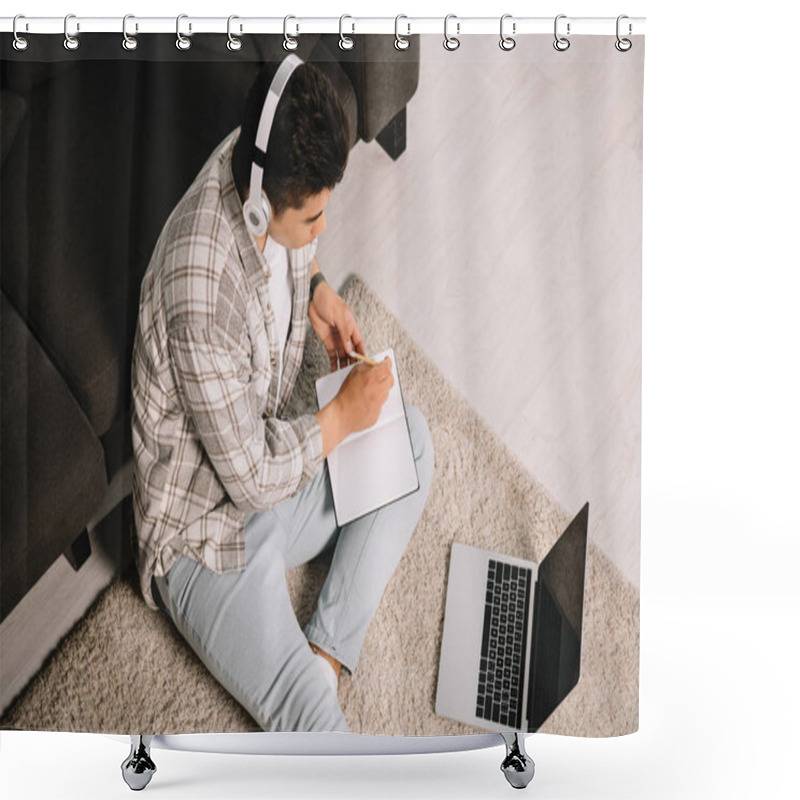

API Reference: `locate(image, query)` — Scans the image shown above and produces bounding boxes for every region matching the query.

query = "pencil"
[348,351,380,367]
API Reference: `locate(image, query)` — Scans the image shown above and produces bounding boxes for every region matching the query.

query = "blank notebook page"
[315,347,419,526]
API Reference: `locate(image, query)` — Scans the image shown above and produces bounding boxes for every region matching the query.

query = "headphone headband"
[243,54,303,238]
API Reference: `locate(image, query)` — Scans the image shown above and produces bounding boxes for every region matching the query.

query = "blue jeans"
[154,406,434,732]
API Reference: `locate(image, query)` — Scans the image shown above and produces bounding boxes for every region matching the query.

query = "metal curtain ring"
[499,14,516,51]
[283,15,299,51]
[64,13,80,51]
[122,15,138,51]
[227,15,242,51]
[554,14,570,51]
[13,15,29,51]
[176,14,191,50]
[339,15,354,50]
[443,14,460,51]
[394,15,410,51]
[615,14,632,52]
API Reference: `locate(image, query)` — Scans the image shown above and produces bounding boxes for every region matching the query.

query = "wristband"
[309,271,327,303]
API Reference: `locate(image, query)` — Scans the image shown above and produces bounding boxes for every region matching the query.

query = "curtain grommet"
[64,13,80,51]
[122,14,138,51]
[499,14,516,51]
[175,14,191,50]
[394,15,410,51]
[12,15,29,51]
[339,14,355,51]
[615,15,632,52]
[554,14,571,51]
[444,14,460,51]
[283,15,299,51]
[227,15,242,51]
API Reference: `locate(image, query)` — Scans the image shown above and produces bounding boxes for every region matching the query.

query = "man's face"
[267,188,330,250]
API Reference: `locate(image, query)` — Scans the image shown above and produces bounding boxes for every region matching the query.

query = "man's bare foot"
[309,642,342,681]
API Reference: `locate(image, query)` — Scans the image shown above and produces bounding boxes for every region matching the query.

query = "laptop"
[435,503,589,732]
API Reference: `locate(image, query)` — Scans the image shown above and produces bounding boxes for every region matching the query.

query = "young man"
[131,60,434,731]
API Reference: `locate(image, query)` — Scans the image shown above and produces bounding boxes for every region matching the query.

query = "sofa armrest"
[319,34,420,143]
[0,292,108,621]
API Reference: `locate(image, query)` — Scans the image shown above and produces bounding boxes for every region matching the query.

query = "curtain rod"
[1,16,646,37]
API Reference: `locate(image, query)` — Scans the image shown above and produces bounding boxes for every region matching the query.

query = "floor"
[317,35,643,588]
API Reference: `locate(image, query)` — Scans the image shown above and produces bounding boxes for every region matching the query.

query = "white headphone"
[242,54,303,238]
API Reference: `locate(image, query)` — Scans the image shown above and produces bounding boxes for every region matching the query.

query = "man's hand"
[308,280,366,371]
[315,357,394,458]
[335,357,394,434]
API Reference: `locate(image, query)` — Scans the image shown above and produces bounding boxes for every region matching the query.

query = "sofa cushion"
[1,61,138,437]
[1,292,108,621]
[0,90,27,169]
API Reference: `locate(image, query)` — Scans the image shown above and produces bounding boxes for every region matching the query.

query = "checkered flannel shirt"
[131,130,322,609]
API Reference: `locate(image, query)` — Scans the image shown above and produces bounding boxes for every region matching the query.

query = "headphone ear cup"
[243,196,268,238]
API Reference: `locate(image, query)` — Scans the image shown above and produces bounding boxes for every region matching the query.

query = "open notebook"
[315,347,419,526]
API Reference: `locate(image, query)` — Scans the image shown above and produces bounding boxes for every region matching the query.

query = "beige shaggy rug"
[1,276,639,737]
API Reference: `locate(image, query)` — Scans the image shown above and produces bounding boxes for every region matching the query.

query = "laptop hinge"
[524,577,543,732]
[519,575,538,732]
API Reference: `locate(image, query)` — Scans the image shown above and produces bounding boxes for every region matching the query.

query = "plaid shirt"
[131,130,322,609]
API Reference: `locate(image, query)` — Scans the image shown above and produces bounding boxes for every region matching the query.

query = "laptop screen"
[527,503,589,731]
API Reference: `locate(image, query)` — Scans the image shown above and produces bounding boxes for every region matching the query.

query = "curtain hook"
[394,15,410,51]
[122,15,138,51]
[615,14,632,52]
[499,14,516,51]
[227,15,242,51]
[176,14,191,50]
[13,14,29,51]
[283,15,299,51]
[64,13,80,51]
[443,14,460,51]
[339,14,355,50]
[554,14,571,51]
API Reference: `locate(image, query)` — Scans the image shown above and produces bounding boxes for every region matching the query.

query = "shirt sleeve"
[168,323,324,512]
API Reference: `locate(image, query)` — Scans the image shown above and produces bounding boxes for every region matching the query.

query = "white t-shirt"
[263,235,293,395]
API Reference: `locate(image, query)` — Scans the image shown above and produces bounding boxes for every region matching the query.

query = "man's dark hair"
[232,62,350,216]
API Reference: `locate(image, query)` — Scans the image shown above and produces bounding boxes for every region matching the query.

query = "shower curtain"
[0,26,643,740]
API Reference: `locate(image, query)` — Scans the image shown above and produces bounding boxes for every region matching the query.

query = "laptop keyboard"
[476,560,532,729]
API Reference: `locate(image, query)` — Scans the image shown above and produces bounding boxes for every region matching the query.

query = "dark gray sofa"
[0,33,419,623]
